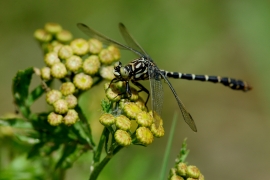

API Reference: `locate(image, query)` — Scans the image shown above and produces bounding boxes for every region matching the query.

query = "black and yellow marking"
[161,71,252,92]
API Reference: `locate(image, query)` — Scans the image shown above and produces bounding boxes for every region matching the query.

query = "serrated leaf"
[12,67,34,118]
[12,68,34,104]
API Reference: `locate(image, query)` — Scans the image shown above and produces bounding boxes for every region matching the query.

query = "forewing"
[148,66,163,128]
[118,23,151,59]
[77,23,141,56]
[160,73,197,132]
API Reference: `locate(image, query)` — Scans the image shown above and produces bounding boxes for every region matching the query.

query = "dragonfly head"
[113,61,130,80]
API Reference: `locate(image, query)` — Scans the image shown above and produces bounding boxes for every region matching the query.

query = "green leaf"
[27,143,44,158]
[75,105,96,147]
[176,138,190,164]
[70,123,92,146]
[12,67,34,118]
[55,144,77,169]
[101,99,112,113]
[27,113,90,160]
[94,127,109,162]
[0,117,30,128]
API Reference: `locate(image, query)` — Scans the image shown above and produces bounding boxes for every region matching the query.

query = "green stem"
[160,113,178,180]
[89,145,123,180]
[93,127,108,162]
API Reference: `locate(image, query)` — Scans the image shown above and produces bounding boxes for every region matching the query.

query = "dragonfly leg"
[107,78,126,100]
[125,81,132,97]
[131,80,150,107]
[108,78,119,90]
[109,81,132,101]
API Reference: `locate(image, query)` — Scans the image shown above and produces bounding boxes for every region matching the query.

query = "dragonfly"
[77,23,252,132]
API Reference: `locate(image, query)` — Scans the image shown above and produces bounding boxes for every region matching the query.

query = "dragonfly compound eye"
[120,67,129,78]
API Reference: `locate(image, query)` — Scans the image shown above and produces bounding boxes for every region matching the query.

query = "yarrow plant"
[0,22,203,180]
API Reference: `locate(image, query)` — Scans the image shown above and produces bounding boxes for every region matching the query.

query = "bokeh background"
[1,0,270,179]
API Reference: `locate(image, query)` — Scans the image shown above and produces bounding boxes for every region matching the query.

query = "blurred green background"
[1,0,270,179]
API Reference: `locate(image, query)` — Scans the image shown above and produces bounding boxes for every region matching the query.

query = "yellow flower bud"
[65,55,83,72]
[41,67,51,80]
[46,90,62,105]
[53,99,69,114]
[108,45,120,60]
[34,29,52,42]
[73,73,93,90]
[128,88,139,101]
[99,65,115,81]
[65,94,78,109]
[83,55,100,75]
[99,113,115,126]
[44,23,62,34]
[58,45,73,59]
[44,52,60,67]
[170,175,184,180]
[114,130,131,146]
[105,87,121,102]
[136,111,153,127]
[48,112,63,126]
[99,49,114,65]
[51,63,67,79]
[70,38,89,55]
[60,82,76,96]
[123,102,142,119]
[186,165,200,179]
[115,115,131,131]
[88,38,103,54]
[136,127,154,145]
[150,122,165,138]
[176,162,187,177]
[56,30,73,42]
[63,109,79,125]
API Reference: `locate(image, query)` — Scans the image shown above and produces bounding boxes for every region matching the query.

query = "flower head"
[73,73,93,90]
[48,112,63,126]
[70,38,89,55]
[83,55,101,75]
[136,127,154,145]
[114,130,131,146]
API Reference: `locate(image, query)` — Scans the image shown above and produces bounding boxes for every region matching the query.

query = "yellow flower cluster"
[169,162,204,180]
[99,82,165,147]
[34,23,121,126]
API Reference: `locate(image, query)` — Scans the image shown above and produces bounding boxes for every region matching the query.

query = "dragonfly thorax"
[113,58,151,82]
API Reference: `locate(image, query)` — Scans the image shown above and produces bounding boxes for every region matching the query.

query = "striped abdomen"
[161,71,252,92]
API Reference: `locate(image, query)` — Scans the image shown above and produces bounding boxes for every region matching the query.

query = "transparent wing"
[148,65,164,128]
[119,23,152,60]
[160,73,198,132]
[77,23,142,57]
